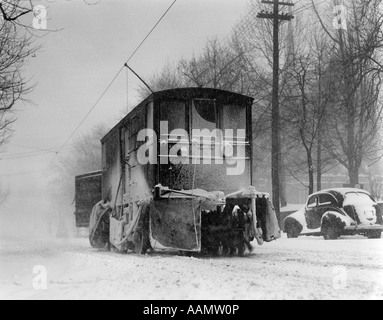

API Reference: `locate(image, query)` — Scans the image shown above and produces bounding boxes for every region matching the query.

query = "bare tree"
[224,1,295,206]
[0,182,9,206]
[137,62,184,100]
[313,0,383,186]
[0,1,34,24]
[0,0,39,150]
[368,174,383,200]
[50,124,109,203]
[57,124,108,178]
[178,38,246,91]
[281,29,339,194]
[138,38,244,100]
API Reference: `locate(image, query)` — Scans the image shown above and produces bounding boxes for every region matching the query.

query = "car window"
[307,196,317,208]
[318,193,337,207]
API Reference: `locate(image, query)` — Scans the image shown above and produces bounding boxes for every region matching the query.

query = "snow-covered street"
[1,234,382,300]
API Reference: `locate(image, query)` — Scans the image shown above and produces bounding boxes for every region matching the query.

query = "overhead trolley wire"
[124,0,177,66]
[0,146,74,160]
[43,0,178,173]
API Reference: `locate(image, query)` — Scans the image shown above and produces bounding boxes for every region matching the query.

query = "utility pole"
[257,0,294,225]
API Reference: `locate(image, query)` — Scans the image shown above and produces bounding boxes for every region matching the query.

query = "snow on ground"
[0,234,382,300]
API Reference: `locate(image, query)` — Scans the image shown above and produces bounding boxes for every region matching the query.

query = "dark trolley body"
[86,88,280,255]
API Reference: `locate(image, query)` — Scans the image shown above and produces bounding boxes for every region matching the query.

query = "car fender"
[321,210,354,229]
[283,208,305,232]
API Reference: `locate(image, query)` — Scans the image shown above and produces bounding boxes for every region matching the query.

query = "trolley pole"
[257,0,294,225]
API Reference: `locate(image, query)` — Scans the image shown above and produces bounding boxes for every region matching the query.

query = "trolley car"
[74,171,102,229]
[88,88,280,255]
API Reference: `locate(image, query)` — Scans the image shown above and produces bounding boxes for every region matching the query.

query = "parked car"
[283,188,383,240]
[378,201,383,215]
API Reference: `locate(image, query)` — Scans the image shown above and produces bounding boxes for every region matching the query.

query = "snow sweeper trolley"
[88,88,280,255]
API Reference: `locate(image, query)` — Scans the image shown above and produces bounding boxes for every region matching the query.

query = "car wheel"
[286,229,299,239]
[178,251,194,257]
[367,230,382,239]
[285,220,301,238]
[322,223,339,240]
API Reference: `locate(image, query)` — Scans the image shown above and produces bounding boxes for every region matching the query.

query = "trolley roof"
[101,88,254,143]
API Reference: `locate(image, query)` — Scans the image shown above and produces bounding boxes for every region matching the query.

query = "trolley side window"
[102,144,107,171]
[128,112,145,153]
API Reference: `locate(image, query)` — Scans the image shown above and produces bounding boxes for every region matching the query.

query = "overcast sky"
[0,0,252,207]
[3,0,372,220]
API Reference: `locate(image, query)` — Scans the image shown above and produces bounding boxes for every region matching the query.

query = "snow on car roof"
[310,188,371,197]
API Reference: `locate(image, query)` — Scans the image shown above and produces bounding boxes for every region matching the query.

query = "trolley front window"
[192,99,217,131]
[160,101,186,132]
[221,105,246,133]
